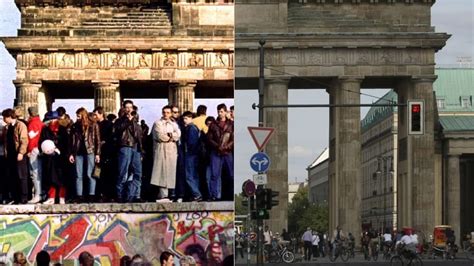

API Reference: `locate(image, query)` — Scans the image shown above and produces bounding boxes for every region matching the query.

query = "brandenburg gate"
[236,0,450,239]
[2,0,234,118]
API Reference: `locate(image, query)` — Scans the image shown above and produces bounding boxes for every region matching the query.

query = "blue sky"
[0,0,473,192]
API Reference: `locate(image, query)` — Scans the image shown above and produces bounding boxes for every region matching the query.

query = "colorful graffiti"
[0,211,234,265]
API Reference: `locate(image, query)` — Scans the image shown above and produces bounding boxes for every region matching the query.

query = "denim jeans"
[117,147,142,202]
[75,154,96,196]
[209,151,233,200]
[185,154,201,199]
[28,152,42,198]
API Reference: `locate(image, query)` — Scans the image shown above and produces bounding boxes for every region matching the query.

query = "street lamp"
[375,156,394,232]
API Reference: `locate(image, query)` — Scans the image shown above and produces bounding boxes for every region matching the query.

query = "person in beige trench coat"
[150,105,181,202]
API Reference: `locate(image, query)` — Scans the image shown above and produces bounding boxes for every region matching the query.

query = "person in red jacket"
[27,107,44,204]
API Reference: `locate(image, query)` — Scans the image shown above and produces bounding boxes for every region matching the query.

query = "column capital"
[13,80,42,88]
[169,80,197,87]
[336,76,365,83]
[92,80,119,88]
[411,75,437,83]
[265,77,291,85]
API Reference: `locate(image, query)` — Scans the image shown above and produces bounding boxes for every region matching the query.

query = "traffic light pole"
[247,198,251,266]
[256,39,265,266]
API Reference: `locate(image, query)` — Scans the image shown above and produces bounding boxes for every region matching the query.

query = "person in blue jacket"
[182,111,202,202]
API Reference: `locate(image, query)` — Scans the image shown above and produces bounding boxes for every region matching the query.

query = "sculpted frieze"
[20,52,234,70]
[235,48,432,67]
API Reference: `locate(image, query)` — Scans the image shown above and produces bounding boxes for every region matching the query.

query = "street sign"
[248,127,275,151]
[253,173,267,185]
[250,152,271,173]
[242,179,256,197]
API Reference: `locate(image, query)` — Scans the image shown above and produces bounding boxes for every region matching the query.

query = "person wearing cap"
[39,111,69,204]
[27,106,44,204]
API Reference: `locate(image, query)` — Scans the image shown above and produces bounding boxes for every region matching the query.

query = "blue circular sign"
[250,152,271,173]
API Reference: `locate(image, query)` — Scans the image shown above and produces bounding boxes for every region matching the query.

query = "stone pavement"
[235,251,473,265]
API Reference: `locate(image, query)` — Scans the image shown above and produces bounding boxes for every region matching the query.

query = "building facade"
[307,148,329,205]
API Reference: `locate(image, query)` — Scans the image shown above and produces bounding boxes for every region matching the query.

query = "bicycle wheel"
[340,248,349,262]
[329,250,337,262]
[268,250,280,263]
[390,255,404,266]
[281,251,295,263]
[373,250,379,261]
[466,246,474,261]
[409,256,423,266]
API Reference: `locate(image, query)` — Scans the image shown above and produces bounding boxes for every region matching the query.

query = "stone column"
[396,76,437,235]
[328,76,363,241]
[263,78,289,233]
[168,81,196,113]
[93,81,120,115]
[14,81,42,120]
[447,154,461,245]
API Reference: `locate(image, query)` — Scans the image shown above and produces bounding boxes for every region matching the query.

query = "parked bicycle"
[264,239,295,263]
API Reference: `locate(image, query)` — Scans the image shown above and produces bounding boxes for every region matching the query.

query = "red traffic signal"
[408,101,424,135]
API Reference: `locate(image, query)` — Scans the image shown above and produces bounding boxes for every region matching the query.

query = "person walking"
[150,105,181,202]
[302,227,313,261]
[312,231,320,260]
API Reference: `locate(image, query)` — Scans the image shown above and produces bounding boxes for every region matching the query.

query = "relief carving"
[33,54,48,67]
[188,53,203,67]
[60,54,74,68]
[86,53,99,67]
[404,54,420,64]
[308,52,322,64]
[357,51,370,64]
[138,54,149,68]
[111,54,125,67]
[214,53,228,67]
[163,53,176,67]
[380,51,394,64]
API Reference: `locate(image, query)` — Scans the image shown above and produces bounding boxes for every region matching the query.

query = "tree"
[235,193,247,216]
[288,185,329,237]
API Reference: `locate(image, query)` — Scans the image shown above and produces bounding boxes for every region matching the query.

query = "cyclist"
[331,225,345,258]
[361,231,371,259]
[383,228,393,249]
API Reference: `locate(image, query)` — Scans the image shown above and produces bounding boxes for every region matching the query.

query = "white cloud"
[289,145,312,158]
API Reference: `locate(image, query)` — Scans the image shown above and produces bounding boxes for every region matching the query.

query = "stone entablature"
[17,51,232,70]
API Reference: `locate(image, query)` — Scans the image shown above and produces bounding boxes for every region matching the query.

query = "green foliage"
[288,185,329,236]
[235,193,247,216]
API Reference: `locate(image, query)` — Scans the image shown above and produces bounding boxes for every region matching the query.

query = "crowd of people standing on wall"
[0,101,234,204]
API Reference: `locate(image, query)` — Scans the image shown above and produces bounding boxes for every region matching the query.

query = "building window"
[461,97,471,108]
[437,99,445,109]
[372,190,377,196]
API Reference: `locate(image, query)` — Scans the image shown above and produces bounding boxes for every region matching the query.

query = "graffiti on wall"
[0,211,234,265]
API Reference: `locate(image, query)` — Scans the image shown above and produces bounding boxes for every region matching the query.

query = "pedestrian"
[236,233,244,259]
[2,108,29,204]
[312,230,320,259]
[114,100,143,202]
[207,104,233,201]
[302,227,313,261]
[150,105,180,202]
[27,106,44,204]
[70,107,101,202]
[263,226,273,255]
[319,232,325,257]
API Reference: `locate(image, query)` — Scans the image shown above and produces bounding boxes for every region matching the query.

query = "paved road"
[235,251,473,265]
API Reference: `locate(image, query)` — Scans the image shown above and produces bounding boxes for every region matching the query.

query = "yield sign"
[247,126,275,151]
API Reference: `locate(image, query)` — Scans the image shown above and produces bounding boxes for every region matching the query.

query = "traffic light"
[264,189,279,210]
[251,209,269,219]
[408,101,424,135]
[256,188,266,209]
[242,196,255,211]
